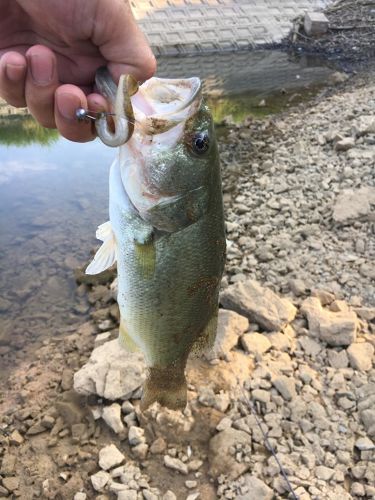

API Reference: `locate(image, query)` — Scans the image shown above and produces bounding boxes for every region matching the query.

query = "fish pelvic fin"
[119,319,139,353]
[140,362,187,411]
[86,221,117,275]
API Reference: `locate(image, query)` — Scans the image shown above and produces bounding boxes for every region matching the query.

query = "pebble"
[355,437,375,451]
[128,426,145,446]
[272,376,296,401]
[98,444,125,471]
[163,455,188,475]
[347,343,374,371]
[2,477,19,492]
[102,404,125,434]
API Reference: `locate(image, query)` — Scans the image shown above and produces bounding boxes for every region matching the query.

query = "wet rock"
[301,297,357,346]
[333,187,375,223]
[220,280,296,331]
[91,471,110,491]
[98,444,125,471]
[102,404,125,434]
[163,455,188,475]
[74,339,146,400]
[347,343,374,371]
[209,428,251,480]
[205,309,248,361]
[241,333,271,356]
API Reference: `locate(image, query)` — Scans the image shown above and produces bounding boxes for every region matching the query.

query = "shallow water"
[0,51,336,377]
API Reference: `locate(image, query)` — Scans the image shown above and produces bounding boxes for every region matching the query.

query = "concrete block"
[304,12,329,36]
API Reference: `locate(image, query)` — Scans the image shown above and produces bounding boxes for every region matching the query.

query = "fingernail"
[56,93,82,121]
[30,54,53,85]
[6,63,26,82]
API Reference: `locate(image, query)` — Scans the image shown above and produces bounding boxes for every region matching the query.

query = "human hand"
[0,0,156,142]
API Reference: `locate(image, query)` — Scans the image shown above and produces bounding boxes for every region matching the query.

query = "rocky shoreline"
[0,70,374,499]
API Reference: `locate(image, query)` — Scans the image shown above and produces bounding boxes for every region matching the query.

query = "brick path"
[131,0,332,54]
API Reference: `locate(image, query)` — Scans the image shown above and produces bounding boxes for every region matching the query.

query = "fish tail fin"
[140,362,187,411]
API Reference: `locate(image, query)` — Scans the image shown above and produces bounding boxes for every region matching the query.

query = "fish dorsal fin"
[86,221,117,275]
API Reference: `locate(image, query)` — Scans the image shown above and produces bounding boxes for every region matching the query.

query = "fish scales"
[87,69,226,410]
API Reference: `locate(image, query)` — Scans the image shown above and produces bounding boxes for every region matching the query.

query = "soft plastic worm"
[95,72,139,147]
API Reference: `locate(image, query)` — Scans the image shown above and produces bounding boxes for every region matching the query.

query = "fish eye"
[192,132,209,154]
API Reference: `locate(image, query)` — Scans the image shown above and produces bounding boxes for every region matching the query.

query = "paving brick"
[132,0,333,53]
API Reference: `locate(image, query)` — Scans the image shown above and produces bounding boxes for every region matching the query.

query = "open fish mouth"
[132,77,202,118]
[131,77,202,136]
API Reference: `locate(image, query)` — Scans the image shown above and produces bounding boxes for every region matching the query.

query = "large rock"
[333,187,375,224]
[220,280,297,331]
[301,297,357,347]
[74,339,146,400]
[209,428,251,480]
[205,309,249,360]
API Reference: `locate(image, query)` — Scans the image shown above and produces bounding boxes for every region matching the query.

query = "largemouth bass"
[86,68,226,410]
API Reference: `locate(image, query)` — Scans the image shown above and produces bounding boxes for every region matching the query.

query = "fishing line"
[226,363,299,500]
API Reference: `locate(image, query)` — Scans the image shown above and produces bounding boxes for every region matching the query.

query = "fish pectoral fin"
[145,186,208,233]
[85,226,117,275]
[96,221,113,242]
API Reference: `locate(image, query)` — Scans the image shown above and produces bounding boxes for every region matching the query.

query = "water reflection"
[0,114,59,147]
[0,131,114,375]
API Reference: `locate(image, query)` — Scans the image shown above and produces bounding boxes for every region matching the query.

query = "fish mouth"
[131,77,202,130]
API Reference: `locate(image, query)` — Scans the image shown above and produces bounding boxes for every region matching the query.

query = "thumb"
[93,0,156,83]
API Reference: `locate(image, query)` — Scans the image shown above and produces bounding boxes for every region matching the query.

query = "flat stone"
[272,376,296,401]
[334,137,355,152]
[232,474,273,500]
[98,444,125,471]
[333,187,375,223]
[220,280,297,331]
[205,309,248,360]
[91,471,110,492]
[74,339,146,400]
[355,437,375,451]
[163,455,188,475]
[241,332,271,356]
[315,466,335,481]
[347,343,374,371]
[209,428,251,480]
[252,389,270,404]
[327,349,349,369]
[2,477,19,492]
[301,297,357,346]
[117,490,138,500]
